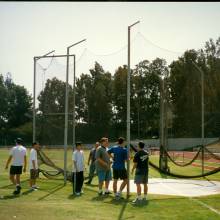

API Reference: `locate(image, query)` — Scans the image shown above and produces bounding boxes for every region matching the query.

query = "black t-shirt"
[133,150,149,175]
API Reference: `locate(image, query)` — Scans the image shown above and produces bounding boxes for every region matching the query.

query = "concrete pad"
[109,178,220,197]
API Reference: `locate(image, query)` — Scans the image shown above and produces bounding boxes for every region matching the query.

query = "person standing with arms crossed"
[96,137,112,196]
[5,138,27,195]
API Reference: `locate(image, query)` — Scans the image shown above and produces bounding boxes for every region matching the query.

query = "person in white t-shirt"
[29,142,40,190]
[72,142,84,196]
[5,138,27,195]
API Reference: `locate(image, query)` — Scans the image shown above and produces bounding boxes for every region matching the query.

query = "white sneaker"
[31,187,37,191]
[131,198,142,204]
[75,192,81,196]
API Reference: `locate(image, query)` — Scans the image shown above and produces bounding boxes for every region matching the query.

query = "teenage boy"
[29,142,40,190]
[5,138,27,195]
[95,137,112,196]
[108,137,128,200]
[131,141,149,204]
[72,142,84,196]
[85,141,99,185]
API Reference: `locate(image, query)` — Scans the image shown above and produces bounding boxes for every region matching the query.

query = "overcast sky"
[0,2,220,95]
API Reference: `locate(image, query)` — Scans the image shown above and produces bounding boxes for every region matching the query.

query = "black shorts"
[10,166,23,175]
[113,169,127,180]
[134,173,148,184]
[30,169,39,179]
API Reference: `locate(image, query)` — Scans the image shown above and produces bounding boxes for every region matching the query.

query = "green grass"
[0,148,220,220]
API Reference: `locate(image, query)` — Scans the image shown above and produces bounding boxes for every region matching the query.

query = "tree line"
[1,37,220,145]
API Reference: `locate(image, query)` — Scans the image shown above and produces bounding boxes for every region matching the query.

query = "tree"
[0,73,32,144]
[37,77,73,144]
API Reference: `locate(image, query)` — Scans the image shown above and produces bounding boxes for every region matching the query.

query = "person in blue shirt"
[108,137,128,199]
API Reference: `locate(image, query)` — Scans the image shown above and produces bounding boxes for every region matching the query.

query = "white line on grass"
[150,176,220,216]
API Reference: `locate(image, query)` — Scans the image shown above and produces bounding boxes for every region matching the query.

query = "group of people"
[5,138,40,195]
[72,136,149,204]
[4,136,149,204]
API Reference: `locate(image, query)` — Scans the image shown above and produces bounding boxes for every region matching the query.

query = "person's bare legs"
[137,183,141,196]
[113,179,117,194]
[143,183,148,199]
[10,175,16,185]
[119,179,128,192]
[15,174,20,185]
[105,181,110,191]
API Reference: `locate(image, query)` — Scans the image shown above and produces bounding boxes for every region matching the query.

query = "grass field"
[0,148,220,220]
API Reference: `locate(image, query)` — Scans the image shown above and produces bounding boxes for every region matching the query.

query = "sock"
[99,189,103,193]
[137,195,142,200]
[144,194,147,199]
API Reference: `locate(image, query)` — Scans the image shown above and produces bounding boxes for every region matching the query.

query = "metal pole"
[127,25,131,198]
[64,47,70,184]
[159,78,164,169]
[192,61,205,174]
[64,39,86,185]
[73,55,76,148]
[33,57,36,142]
[201,65,204,174]
[127,20,140,198]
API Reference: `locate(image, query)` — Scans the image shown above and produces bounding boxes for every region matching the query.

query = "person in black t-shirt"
[131,141,149,204]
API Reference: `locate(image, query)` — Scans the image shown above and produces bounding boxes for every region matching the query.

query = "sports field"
[0,148,220,220]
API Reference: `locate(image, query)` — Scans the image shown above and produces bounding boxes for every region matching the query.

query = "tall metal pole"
[33,57,36,142]
[64,39,86,184]
[159,78,165,170]
[201,64,205,174]
[127,21,140,198]
[192,61,204,174]
[64,47,70,184]
[33,50,55,142]
[73,55,76,150]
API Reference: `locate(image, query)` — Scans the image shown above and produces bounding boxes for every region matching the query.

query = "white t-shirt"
[29,148,38,170]
[72,150,84,172]
[10,145,27,166]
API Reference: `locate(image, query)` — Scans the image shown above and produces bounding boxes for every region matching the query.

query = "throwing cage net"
[34,33,220,182]
[34,55,75,180]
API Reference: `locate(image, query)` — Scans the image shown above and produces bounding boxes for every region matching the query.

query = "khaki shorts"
[30,169,39,179]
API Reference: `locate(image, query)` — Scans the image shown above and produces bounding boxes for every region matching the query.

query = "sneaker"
[104,191,112,195]
[114,195,121,200]
[13,186,21,195]
[98,191,103,196]
[33,186,40,189]
[142,197,147,202]
[75,192,81,196]
[131,198,142,205]
[31,187,38,191]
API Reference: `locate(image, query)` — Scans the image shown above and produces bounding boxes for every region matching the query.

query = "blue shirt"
[107,146,128,170]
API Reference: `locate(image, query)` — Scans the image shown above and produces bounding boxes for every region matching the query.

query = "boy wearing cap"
[131,141,149,204]
[72,142,84,196]
[5,138,27,195]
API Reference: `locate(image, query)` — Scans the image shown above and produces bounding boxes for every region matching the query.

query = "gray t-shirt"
[95,146,110,171]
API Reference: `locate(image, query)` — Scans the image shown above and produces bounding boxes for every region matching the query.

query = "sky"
[0,1,220,96]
